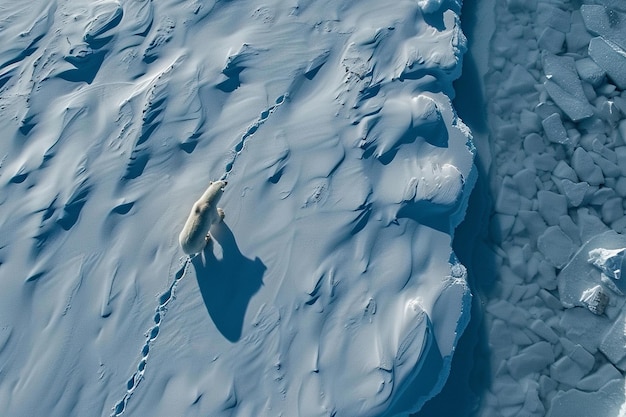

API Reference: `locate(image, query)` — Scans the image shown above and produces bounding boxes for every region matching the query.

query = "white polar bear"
[179,180,227,255]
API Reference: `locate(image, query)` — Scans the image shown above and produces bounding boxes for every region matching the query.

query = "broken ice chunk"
[588,37,626,90]
[506,341,555,379]
[537,3,571,33]
[512,169,537,199]
[546,380,624,417]
[596,98,621,125]
[580,285,609,315]
[504,64,538,95]
[535,101,562,120]
[590,187,615,206]
[493,375,526,407]
[553,161,578,182]
[616,146,626,176]
[578,208,611,242]
[537,190,567,226]
[520,383,545,417]
[562,338,596,370]
[588,247,626,280]
[600,311,626,370]
[581,5,626,51]
[495,176,520,215]
[615,177,626,197]
[558,179,589,207]
[550,355,589,385]
[542,113,569,144]
[539,375,558,401]
[576,363,621,391]
[533,153,557,171]
[538,27,565,54]
[529,319,559,344]
[571,147,604,185]
[537,226,575,268]
[518,210,549,243]
[543,81,594,122]
[560,307,610,354]
[589,152,621,178]
[615,96,626,114]
[559,215,581,245]
[601,197,623,224]
[575,58,606,87]
[520,109,542,135]
[524,133,545,155]
[558,230,626,308]
[567,22,593,53]
[543,53,588,102]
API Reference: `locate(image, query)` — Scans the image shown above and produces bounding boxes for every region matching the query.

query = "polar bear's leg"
[217,207,225,221]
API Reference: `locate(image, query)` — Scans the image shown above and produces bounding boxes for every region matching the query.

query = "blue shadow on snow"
[192,222,265,342]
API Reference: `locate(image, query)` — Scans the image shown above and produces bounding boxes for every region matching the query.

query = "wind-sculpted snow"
[0,1,474,416]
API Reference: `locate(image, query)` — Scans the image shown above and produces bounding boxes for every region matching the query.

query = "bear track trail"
[111,257,192,417]
[110,94,288,416]
[221,93,288,181]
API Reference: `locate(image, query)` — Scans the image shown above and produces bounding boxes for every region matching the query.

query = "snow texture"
[0,1,474,417]
[4,0,626,415]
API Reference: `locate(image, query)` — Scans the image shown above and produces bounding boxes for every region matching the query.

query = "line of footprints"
[111,94,287,416]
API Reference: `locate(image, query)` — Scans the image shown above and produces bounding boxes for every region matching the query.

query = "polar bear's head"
[201,180,227,206]
[209,180,228,190]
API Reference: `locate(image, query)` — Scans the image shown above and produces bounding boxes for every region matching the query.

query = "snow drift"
[0,0,475,416]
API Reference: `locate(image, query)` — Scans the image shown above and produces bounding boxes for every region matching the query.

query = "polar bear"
[179,180,227,255]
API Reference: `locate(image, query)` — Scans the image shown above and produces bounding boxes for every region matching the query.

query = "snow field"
[0,1,475,416]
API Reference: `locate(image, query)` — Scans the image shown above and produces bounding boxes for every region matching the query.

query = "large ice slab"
[542,53,589,103]
[543,80,594,121]
[588,36,626,90]
[558,231,626,309]
[600,310,626,370]
[547,380,624,417]
[581,5,626,51]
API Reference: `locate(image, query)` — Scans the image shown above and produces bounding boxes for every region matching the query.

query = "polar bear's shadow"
[191,222,265,342]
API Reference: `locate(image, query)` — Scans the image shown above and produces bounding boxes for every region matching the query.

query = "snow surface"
[4,0,626,416]
[0,1,475,417]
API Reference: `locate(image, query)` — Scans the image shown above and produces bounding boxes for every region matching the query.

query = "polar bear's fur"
[179,180,227,255]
